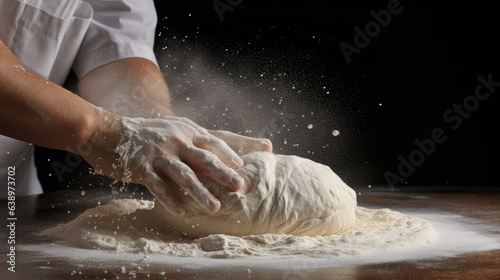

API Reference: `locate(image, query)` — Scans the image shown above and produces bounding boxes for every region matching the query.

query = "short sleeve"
[73,0,158,78]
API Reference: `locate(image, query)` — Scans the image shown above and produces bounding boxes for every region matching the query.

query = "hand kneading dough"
[153,151,357,237]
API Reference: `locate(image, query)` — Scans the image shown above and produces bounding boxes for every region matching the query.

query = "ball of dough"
[153,152,357,237]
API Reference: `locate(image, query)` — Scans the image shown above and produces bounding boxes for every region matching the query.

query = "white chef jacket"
[0,0,159,199]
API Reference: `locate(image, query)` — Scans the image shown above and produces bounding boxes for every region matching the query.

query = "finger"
[180,146,244,192]
[208,130,273,155]
[192,132,244,169]
[160,115,209,135]
[142,163,185,217]
[176,116,209,135]
[154,156,221,214]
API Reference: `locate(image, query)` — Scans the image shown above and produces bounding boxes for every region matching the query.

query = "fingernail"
[206,193,221,214]
[261,139,273,152]
[232,157,244,168]
[230,175,244,190]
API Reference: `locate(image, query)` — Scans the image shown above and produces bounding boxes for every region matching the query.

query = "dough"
[153,151,357,237]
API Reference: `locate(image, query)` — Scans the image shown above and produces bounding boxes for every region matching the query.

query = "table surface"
[1,188,499,280]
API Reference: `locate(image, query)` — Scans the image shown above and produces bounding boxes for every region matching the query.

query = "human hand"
[84,115,246,217]
[159,117,273,156]
[208,130,273,156]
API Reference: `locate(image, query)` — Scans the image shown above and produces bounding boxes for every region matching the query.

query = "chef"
[0,0,271,216]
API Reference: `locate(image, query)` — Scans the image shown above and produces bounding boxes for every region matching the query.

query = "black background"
[35,0,499,192]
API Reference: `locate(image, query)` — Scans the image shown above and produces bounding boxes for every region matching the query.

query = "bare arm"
[0,40,244,216]
[78,57,173,118]
[0,38,118,152]
[78,57,273,153]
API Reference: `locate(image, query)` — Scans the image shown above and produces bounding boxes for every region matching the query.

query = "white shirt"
[0,0,159,199]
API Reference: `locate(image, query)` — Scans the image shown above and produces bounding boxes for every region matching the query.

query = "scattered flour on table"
[39,152,434,258]
[39,200,434,258]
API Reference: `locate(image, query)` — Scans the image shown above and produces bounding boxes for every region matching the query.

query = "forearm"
[77,57,274,156]
[78,58,174,118]
[0,39,117,152]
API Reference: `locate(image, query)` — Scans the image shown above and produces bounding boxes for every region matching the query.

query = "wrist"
[81,107,122,153]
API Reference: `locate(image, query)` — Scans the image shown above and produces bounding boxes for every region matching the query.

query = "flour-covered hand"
[208,130,273,156]
[85,116,245,217]
[160,117,273,156]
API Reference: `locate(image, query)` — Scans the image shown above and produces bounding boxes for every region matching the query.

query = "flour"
[40,151,434,258]
[39,199,434,258]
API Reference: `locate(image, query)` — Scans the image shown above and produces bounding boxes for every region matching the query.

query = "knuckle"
[210,164,234,184]
[153,155,173,170]
[195,134,212,144]
[176,169,199,190]
[181,146,201,159]
[200,153,218,166]
[171,135,188,147]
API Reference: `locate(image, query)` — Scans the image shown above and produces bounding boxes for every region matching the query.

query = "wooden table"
[1,188,499,279]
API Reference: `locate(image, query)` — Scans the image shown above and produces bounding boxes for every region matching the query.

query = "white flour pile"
[40,200,434,258]
[40,152,435,258]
